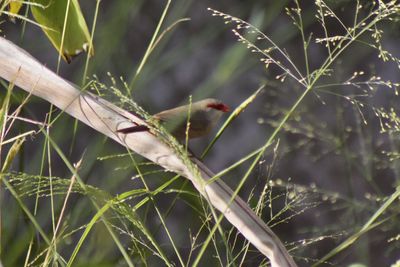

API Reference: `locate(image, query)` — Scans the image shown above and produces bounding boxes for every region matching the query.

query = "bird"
[117,98,230,139]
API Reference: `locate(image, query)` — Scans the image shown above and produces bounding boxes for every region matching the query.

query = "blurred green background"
[1,0,400,266]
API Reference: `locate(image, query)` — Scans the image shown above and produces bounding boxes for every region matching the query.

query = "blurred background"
[1,0,400,266]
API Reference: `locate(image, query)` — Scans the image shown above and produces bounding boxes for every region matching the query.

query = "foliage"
[1,1,400,266]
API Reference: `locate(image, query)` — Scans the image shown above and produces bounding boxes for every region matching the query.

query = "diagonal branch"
[0,37,297,267]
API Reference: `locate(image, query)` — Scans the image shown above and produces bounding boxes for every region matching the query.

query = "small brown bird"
[117,98,230,139]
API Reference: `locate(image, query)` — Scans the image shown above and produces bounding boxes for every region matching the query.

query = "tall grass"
[1,1,400,266]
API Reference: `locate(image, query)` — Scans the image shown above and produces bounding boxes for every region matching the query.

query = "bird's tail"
[117,125,149,134]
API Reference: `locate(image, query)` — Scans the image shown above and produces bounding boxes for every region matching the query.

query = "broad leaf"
[31,0,93,63]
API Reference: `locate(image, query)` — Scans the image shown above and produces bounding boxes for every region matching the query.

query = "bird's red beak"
[207,103,230,112]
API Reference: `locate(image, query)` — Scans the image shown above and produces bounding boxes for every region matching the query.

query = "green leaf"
[8,0,24,16]
[30,0,94,63]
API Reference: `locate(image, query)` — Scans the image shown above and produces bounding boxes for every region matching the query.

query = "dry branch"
[0,37,297,267]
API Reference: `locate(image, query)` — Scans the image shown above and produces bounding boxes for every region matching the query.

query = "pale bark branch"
[0,37,297,267]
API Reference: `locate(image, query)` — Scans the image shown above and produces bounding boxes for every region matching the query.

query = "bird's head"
[190,98,230,131]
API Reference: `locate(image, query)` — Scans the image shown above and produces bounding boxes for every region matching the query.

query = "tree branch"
[0,37,297,267]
